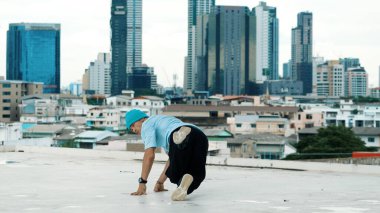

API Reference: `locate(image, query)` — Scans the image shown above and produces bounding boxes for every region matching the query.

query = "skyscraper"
[184,0,215,93]
[252,2,279,82]
[199,6,256,95]
[87,53,111,95]
[291,12,313,94]
[111,0,142,95]
[6,23,60,93]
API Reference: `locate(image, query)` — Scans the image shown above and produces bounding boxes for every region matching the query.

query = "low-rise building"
[227,115,289,136]
[0,80,43,122]
[74,131,118,149]
[86,107,120,130]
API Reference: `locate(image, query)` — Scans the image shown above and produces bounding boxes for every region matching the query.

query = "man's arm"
[154,160,170,192]
[131,147,156,195]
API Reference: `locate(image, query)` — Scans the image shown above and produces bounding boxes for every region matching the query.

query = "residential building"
[87,53,111,95]
[86,107,120,130]
[106,95,132,107]
[323,99,380,128]
[291,105,326,131]
[227,133,296,159]
[74,131,118,149]
[291,12,313,94]
[227,115,289,136]
[184,0,215,92]
[20,98,62,124]
[6,23,60,93]
[312,57,325,94]
[0,80,43,122]
[111,0,142,95]
[131,96,165,116]
[346,67,368,97]
[23,124,67,138]
[252,1,279,81]
[316,60,345,97]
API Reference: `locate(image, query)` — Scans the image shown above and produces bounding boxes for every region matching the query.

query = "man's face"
[130,119,144,135]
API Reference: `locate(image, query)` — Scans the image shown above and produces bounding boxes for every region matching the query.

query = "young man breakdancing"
[126,109,209,201]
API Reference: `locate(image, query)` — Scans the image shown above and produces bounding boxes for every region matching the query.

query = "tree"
[286,126,368,160]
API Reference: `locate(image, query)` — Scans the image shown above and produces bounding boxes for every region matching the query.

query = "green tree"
[286,126,368,160]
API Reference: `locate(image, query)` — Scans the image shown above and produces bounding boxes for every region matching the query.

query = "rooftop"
[1,148,380,212]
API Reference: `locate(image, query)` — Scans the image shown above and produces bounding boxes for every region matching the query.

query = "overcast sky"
[0,0,379,88]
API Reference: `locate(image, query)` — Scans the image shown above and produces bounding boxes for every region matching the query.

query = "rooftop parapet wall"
[12,146,380,175]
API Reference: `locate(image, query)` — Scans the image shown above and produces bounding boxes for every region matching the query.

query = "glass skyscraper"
[184,0,215,92]
[6,23,61,93]
[197,6,257,95]
[291,12,313,94]
[111,0,142,96]
[253,2,279,82]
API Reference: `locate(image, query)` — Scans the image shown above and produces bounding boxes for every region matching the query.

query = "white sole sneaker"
[171,174,193,201]
[173,126,191,145]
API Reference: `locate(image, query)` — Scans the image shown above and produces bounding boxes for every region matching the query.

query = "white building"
[131,96,165,116]
[88,53,111,95]
[316,60,344,97]
[324,99,380,128]
[86,107,120,130]
[106,95,132,107]
[0,123,22,145]
[346,67,368,97]
[253,1,279,82]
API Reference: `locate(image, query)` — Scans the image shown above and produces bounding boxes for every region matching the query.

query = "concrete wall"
[9,146,380,175]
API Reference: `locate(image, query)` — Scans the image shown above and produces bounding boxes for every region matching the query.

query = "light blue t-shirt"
[141,115,197,153]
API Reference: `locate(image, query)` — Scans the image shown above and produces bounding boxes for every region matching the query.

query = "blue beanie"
[125,109,148,130]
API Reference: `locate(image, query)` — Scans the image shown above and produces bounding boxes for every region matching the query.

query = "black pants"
[165,126,209,194]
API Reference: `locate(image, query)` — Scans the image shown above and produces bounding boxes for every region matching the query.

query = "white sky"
[0,0,379,88]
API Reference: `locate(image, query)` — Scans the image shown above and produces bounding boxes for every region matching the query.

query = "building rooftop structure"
[1,148,380,212]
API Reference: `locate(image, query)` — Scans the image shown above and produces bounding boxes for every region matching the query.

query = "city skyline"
[0,0,379,88]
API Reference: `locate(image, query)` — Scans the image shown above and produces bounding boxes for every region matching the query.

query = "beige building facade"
[0,80,43,122]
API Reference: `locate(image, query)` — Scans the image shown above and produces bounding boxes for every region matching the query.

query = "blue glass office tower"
[111,0,142,96]
[6,23,61,93]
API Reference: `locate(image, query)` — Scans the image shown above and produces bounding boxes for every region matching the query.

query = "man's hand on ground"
[154,182,168,192]
[131,184,147,196]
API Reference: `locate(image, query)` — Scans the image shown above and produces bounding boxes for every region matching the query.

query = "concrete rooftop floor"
[1,152,380,213]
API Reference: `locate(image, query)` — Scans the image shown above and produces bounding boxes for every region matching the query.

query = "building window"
[305,123,314,128]
[2,114,10,118]
[278,124,285,128]
[3,107,11,110]
[236,123,242,128]
[298,114,301,120]
[2,83,11,88]
[2,91,11,96]
[251,124,256,128]
[368,137,375,143]
[306,114,313,119]
[2,99,11,103]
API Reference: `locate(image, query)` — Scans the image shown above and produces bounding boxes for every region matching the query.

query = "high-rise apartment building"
[0,80,43,122]
[87,53,111,95]
[316,60,345,97]
[252,2,279,82]
[291,12,313,94]
[110,0,142,95]
[184,0,215,92]
[6,23,60,94]
[346,67,368,97]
